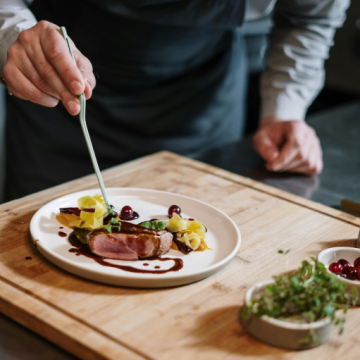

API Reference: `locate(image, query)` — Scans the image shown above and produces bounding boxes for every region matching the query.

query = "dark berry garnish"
[120,205,133,220]
[338,259,351,272]
[329,262,343,274]
[168,205,181,218]
[349,268,358,281]
[343,266,357,280]
[354,257,360,268]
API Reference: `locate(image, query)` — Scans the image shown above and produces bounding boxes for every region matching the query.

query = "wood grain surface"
[0,151,359,360]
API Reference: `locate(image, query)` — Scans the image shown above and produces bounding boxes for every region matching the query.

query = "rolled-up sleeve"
[260,0,350,121]
[0,0,36,76]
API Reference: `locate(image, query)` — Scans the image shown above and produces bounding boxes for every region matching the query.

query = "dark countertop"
[0,101,359,360]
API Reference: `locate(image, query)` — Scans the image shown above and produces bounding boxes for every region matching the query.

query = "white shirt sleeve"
[0,0,36,76]
[260,0,350,121]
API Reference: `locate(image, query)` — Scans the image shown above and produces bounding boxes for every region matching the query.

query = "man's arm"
[254,0,350,174]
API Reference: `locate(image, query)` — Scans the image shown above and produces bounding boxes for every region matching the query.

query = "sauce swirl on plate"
[68,232,183,274]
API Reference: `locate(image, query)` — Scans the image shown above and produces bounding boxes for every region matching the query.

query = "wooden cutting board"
[0,151,359,360]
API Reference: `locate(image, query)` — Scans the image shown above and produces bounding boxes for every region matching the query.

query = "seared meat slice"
[87,221,173,260]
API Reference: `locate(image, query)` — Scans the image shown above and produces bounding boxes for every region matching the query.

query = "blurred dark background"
[1,1,360,205]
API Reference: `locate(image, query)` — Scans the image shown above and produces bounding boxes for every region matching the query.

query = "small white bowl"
[317,247,360,305]
[241,281,332,350]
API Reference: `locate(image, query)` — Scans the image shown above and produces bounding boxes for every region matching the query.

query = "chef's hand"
[253,118,323,175]
[2,21,96,115]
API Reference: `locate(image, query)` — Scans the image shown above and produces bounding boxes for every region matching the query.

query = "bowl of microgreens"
[241,258,358,350]
[318,247,360,305]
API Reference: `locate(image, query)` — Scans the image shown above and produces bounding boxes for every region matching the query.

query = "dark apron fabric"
[4,0,248,201]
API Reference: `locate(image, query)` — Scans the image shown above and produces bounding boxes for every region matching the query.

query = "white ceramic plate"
[30,188,241,288]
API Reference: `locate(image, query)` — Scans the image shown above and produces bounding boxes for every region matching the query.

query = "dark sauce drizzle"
[119,211,139,221]
[58,231,67,237]
[68,232,183,274]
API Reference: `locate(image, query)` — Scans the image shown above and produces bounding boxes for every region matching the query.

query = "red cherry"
[168,205,181,218]
[329,262,343,274]
[354,257,360,268]
[338,259,350,267]
[349,268,358,281]
[120,205,133,220]
[356,266,360,280]
[338,259,351,273]
[343,266,357,280]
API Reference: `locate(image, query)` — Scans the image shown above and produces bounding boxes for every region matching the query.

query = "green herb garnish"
[140,220,166,231]
[108,207,116,216]
[106,217,121,233]
[153,220,166,230]
[242,258,358,337]
[278,249,290,254]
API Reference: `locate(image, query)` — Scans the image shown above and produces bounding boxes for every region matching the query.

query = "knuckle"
[18,29,31,45]
[41,63,57,81]
[28,88,43,103]
[35,77,52,93]
[59,89,70,102]
[37,20,51,31]
[6,45,18,60]
[46,42,63,61]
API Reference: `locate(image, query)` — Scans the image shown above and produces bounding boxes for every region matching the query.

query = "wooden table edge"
[0,277,150,360]
[1,151,359,227]
[161,152,360,227]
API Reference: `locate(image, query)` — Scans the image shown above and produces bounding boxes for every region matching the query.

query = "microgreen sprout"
[242,258,358,341]
[278,249,291,254]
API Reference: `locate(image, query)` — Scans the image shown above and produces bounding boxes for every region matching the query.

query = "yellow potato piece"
[56,195,108,230]
[168,214,209,252]
[166,213,188,232]
[77,194,107,229]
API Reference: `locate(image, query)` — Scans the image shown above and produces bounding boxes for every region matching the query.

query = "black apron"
[5,0,248,201]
